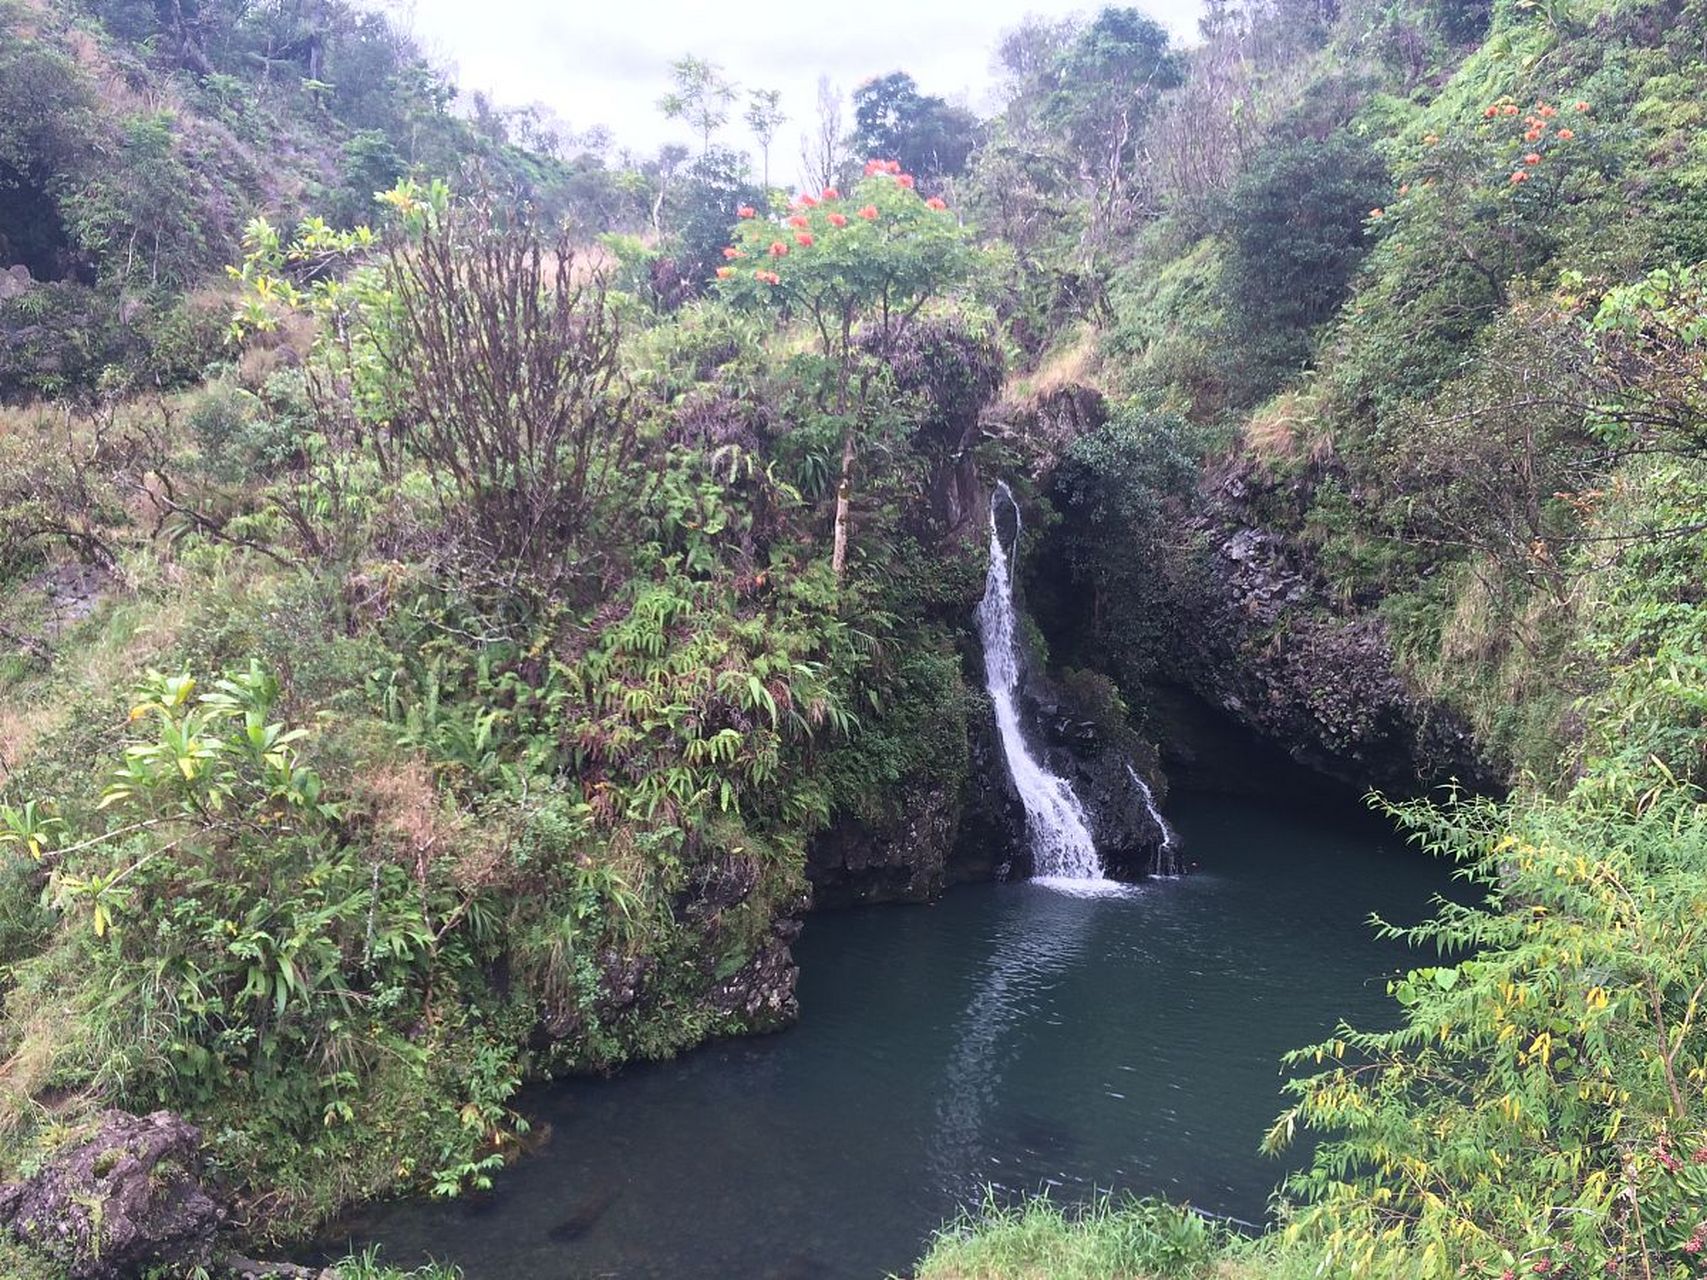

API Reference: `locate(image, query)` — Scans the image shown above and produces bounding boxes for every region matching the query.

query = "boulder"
[0,264,32,301]
[0,1110,223,1279]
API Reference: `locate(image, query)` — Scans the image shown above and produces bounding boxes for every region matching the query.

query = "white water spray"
[976,483,1106,884]
[1126,764,1180,876]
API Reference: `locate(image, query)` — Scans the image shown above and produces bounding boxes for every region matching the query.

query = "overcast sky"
[391,0,1206,181]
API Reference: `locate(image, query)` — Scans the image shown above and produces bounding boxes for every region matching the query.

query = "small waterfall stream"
[1127,764,1181,876]
[975,483,1106,884]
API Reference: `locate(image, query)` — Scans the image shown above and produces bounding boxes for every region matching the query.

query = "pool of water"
[326,791,1454,1279]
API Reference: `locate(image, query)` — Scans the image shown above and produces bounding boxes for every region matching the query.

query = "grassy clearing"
[911,1197,1262,1280]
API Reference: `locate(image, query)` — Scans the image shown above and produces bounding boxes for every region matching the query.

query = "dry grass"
[236,307,317,388]
[1243,389,1332,469]
[1015,324,1103,401]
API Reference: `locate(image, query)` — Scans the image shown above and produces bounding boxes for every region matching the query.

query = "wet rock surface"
[708,906,805,1032]
[1028,684,1171,881]
[0,1109,223,1279]
[954,698,1030,881]
[1161,468,1496,793]
[807,779,964,908]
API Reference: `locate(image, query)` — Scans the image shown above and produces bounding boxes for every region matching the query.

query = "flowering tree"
[714,161,979,577]
[1368,96,1601,298]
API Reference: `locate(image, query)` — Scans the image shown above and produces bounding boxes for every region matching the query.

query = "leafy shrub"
[1270,778,1707,1279]
[1216,132,1389,405]
[1038,404,1198,691]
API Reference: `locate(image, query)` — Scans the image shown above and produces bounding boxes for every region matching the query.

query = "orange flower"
[768,241,788,257]
[1574,100,1590,112]
[715,266,733,280]
[1422,133,1439,145]
[1538,104,1558,118]
[896,173,915,189]
[1557,127,1574,140]
[753,267,768,279]
[864,159,884,176]
[1524,152,1542,165]
[822,187,841,200]
[765,271,782,285]
[1369,207,1384,219]
[1398,184,1410,195]
[800,194,818,207]
[795,232,814,247]
[885,160,901,174]
[722,246,743,259]
[1525,127,1544,142]
[737,205,756,218]
[1502,104,1520,116]
[828,212,848,227]
[858,204,878,220]
[1510,170,1530,184]
[787,215,809,229]
[1484,105,1499,118]
[924,196,947,210]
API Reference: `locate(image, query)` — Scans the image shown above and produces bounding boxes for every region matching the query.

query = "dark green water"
[328,791,1453,1279]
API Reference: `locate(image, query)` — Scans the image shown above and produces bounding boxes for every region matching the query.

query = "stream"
[326,789,1453,1279]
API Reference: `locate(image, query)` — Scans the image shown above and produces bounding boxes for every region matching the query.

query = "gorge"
[3,0,1706,1275]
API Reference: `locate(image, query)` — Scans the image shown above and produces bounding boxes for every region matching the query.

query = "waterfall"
[976,483,1105,883]
[1126,764,1181,877]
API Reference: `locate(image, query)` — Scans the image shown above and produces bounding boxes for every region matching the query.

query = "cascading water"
[976,483,1105,883]
[1127,764,1181,877]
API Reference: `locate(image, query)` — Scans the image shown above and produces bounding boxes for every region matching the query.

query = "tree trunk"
[831,429,855,581]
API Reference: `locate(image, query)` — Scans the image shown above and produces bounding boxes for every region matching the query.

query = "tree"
[715,167,980,577]
[848,72,978,187]
[669,147,764,293]
[1043,8,1183,241]
[744,88,786,191]
[648,142,691,238]
[658,55,737,158]
[799,75,850,196]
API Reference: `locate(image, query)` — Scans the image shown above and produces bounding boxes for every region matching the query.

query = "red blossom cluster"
[714,163,953,289]
[1483,99,1586,187]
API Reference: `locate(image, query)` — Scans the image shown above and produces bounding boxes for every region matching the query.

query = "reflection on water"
[928,883,1122,1202]
[324,793,1453,1280]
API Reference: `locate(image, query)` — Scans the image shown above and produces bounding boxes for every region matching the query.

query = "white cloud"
[389,0,1206,179]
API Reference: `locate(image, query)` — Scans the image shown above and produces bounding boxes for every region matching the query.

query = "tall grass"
[911,1195,1237,1280]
